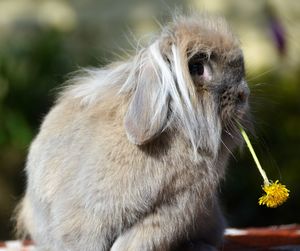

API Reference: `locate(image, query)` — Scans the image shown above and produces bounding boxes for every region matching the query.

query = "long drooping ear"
[124,42,172,145]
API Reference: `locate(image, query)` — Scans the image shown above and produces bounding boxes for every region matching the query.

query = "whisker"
[246,67,277,82]
[221,138,237,161]
[224,129,234,138]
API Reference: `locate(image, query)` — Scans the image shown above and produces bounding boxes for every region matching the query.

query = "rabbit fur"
[16,15,250,251]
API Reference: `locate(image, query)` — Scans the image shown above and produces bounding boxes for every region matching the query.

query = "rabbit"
[16,15,250,251]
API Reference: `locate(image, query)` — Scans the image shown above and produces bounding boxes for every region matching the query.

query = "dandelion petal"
[258,180,290,208]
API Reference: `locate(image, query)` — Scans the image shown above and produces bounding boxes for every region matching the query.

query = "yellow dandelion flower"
[239,124,290,208]
[258,180,290,208]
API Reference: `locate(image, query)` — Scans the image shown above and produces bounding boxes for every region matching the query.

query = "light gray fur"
[16,15,250,251]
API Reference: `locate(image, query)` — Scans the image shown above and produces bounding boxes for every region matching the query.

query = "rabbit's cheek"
[220,88,234,120]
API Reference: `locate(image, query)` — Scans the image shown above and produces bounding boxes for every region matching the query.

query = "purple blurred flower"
[266,3,286,56]
[269,16,286,55]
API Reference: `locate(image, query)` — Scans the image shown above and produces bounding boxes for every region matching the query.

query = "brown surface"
[222,224,300,250]
[0,225,299,250]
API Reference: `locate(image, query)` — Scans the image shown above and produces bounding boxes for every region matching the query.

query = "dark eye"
[188,53,207,76]
[188,62,204,76]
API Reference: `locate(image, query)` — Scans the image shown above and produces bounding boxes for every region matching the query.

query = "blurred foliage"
[221,67,300,227]
[0,27,73,239]
[0,0,299,240]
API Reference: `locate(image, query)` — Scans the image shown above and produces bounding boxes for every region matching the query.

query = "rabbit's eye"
[189,62,204,76]
[188,53,212,82]
[188,53,207,76]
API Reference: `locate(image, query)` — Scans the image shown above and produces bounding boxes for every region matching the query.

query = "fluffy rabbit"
[16,15,250,251]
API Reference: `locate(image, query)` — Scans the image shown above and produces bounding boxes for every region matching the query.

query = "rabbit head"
[123,16,250,156]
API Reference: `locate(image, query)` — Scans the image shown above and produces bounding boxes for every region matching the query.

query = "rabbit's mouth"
[219,81,250,124]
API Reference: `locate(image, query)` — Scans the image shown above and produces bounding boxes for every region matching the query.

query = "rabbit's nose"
[237,91,247,103]
[236,83,250,104]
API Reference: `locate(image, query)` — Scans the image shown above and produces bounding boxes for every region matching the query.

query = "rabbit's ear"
[124,45,170,145]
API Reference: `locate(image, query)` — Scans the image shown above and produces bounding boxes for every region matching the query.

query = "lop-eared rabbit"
[16,15,250,251]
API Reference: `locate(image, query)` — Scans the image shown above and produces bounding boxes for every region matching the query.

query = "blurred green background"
[0,0,299,240]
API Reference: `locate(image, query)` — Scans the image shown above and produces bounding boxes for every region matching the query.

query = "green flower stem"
[239,125,270,185]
